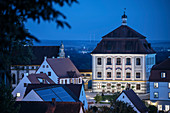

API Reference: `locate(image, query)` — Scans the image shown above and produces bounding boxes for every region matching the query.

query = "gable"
[23,90,43,101]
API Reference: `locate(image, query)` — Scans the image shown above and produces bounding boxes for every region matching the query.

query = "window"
[97,72,101,78]
[136,84,140,90]
[116,58,121,65]
[154,92,159,98]
[136,72,140,78]
[12,74,16,84]
[70,79,73,84]
[116,72,121,78]
[46,65,49,68]
[107,83,111,89]
[126,72,131,78]
[40,72,43,73]
[79,78,81,83]
[24,83,27,87]
[74,79,76,84]
[17,93,20,97]
[165,105,169,111]
[97,58,101,65]
[107,58,112,65]
[161,72,166,78]
[43,65,45,68]
[154,82,158,88]
[169,83,170,88]
[31,66,34,69]
[48,72,51,76]
[86,74,91,76]
[61,80,63,84]
[126,58,131,65]
[169,92,170,98]
[65,79,67,84]
[22,73,24,78]
[136,58,141,65]
[158,105,162,111]
[107,72,111,78]
[97,83,101,89]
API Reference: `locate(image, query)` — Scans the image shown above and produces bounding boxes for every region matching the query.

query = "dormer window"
[161,72,166,78]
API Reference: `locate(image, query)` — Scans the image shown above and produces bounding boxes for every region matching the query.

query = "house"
[117,89,148,113]
[149,57,170,112]
[22,84,88,110]
[11,45,59,88]
[15,101,85,113]
[12,73,55,101]
[36,57,82,84]
[91,12,156,93]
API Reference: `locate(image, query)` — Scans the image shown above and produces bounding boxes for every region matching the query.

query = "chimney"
[52,98,56,106]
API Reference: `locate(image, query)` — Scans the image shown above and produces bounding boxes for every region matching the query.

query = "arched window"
[12,74,16,84]
[136,58,141,65]
[107,58,111,65]
[97,58,101,65]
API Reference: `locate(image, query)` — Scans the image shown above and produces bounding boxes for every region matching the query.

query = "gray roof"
[122,89,148,113]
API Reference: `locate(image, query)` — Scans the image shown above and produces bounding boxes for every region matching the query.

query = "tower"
[59,41,65,58]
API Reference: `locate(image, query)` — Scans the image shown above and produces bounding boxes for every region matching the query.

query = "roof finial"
[122,8,127,25]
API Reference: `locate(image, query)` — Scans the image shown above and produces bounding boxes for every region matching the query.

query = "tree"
[0,82,20,113]
[94,94,102,104]
[0,0,78,85]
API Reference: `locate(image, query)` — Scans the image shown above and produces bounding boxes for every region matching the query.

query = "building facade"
[149,57,170,112]
[91,13,156,93]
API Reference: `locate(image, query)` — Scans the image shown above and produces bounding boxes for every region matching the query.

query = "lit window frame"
[154,82,159,88]
[154,92,159,98]
[161,72,166,78]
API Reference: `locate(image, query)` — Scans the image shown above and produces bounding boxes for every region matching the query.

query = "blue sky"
[26,0,170,41]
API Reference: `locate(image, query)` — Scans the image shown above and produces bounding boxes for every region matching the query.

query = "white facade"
[36,57,59,83]
[92,54,156,93]
[12,74,31,101]
[117,92,140,113]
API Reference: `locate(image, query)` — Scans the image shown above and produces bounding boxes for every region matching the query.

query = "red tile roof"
[46,58,81,78]
[27,73,55,84]
[15,101,84,113]
[149,58,170,82]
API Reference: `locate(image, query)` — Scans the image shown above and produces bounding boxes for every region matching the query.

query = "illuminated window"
[154,82,158,88]
[154,92,159,98]
[17,93,20,97]
[97,72,102,78]
[126,58,131,65]
[169,92,170,98]
[107,72,111,78]
[161,72,166,78]
[116,58,121,65]
[158,105,162,111]
[136,58,141,65]
[107,58,112,65]
[97,58,101,65]
[136,72,140,78]
[116,72,121,78]
[165,105,169,111]
[169,83,170,88]
[97,83,101,89]
[70,79,73,84]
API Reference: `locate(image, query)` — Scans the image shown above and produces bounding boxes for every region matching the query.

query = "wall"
[23,90,43,101]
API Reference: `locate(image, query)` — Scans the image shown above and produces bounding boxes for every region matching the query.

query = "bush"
[94,94,102,103]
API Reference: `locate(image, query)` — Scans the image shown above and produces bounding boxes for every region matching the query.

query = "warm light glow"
[17,93,20,97]
[105,100,108,102]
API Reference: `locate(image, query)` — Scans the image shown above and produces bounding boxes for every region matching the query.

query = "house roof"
[12,46,59,65]
[15,101,84,113]
[27,73,55,84]
[33,85,79,102]
[149,58,170,82]
[102,25,146,39]
[121,89,148,113]
[91,38,155,54]
[46,58,81,78]
[24,84,82,99]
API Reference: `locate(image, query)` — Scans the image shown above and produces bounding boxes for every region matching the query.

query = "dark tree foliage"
[0,0,78,85]
[0,82,20,113]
